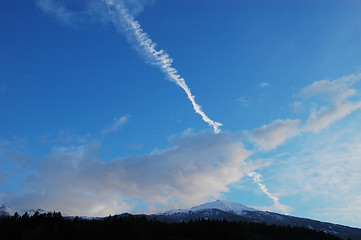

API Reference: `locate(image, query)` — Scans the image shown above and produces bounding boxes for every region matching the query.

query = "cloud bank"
[4,132,263,217]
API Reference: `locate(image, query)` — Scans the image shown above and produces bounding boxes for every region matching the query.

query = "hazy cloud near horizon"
[3,132,264,217]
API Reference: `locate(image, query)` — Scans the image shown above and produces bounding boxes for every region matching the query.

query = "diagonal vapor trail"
[104,0,222,133]
[248,171,290,214]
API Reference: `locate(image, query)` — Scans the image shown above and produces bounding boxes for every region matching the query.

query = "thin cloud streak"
[104,0,222,133]
[36,0,222,132]
[248,171,292,215]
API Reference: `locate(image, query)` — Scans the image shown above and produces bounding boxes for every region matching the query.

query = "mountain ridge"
[163,200,256,215]
[0,204,47,217]
[149,200,361,240]
[2,200,361,240]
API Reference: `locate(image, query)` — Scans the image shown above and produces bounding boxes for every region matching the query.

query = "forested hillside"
[0,212,343,240]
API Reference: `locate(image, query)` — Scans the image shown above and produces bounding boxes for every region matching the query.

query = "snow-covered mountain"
[164,200,256,215]
[152,200,361,240]
[0,205,15,217]
[0,204,47,217]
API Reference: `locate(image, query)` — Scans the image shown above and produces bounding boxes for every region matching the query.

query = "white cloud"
[250,73,361,151]
[250,119,301,150]
[292,73,361,136]
[4,132,265,217]
[102,114,130,134]
[298,73,361,103]
[303,102,361,133]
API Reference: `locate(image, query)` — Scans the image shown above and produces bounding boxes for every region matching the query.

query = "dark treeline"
[0,212,342,240]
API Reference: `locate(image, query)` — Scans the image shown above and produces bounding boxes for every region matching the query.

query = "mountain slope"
[152,200,361,240]
[2,201,361,240]
[164,200,256,215]
[0,204,47,217]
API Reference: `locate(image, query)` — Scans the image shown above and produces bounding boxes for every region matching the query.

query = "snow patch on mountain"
[0,205,16,216]
[163,200,257,215]
[0,204,47,217]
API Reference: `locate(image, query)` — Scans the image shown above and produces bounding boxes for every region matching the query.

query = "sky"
[1,0,361,228]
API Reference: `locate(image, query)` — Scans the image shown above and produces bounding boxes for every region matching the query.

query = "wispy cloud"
[299,74,361,133]
[104,0,222,133]
[237,95,250,107]
[271,115,361,226]
[126,143,144,150]
[259,82,270,88]
[36,0,76,26]
[303,102,361,133]
[35,0,152,28]
[311,197,361,228]
[298,73,361,103]
[249,73,361,150]
[102,114,130,134]
[250,119,301,151]
[291,101,305,114]
[40,130,90,144]
[244,73,361,226]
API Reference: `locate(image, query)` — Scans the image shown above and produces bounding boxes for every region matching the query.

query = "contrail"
[248,171,290,214]
[104,0,222,133]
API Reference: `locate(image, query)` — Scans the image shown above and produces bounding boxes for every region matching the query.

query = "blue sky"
[2,0,361,228]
